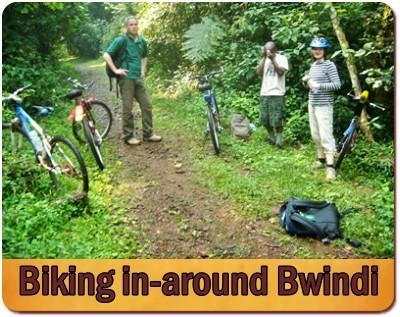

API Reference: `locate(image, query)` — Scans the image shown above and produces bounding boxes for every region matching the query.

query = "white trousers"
[308,104,336,165]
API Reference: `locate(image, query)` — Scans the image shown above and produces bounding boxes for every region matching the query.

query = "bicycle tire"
[72,100,112,144]
[206,106,220,155]
[335,131,355,169]
[49,135,89,195]
[83,118,105,170]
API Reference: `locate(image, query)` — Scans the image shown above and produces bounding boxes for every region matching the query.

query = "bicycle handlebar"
[192,67,224,81]
[368,102,385,111]
[67,77,94,90]
[347,91,385,111]
[2,84,32,103]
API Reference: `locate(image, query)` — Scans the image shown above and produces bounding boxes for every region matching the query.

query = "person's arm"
[257,57,266,75]
[141,57,148,79]
[270,57,287,77]
[308,63,341,91]
[319,62,341,91]
[103,52,128,77]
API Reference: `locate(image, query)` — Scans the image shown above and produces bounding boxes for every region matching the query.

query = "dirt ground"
[78,64,354,259]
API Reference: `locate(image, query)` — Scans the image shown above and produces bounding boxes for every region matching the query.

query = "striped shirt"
[308,60,341,106]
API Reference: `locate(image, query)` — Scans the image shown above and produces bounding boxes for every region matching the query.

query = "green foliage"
[182,17,226,63]
[335,137,394,187]
[2,3,86,105]
[150,87,394,258]
[70,18,107,58]
[133,2,394,143]
[2,54,72,106]
[2,65,138,258]
[219,89,259,123]
[2,2,394,259]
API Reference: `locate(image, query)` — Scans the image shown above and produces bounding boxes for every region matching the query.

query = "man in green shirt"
[103,16,162,145]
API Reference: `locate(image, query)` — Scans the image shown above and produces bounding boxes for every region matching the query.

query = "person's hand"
[115,68,128,77]
[302,75,310,88]
[141,69,146,79]
[266,50,276,60]
[308,79,320,89]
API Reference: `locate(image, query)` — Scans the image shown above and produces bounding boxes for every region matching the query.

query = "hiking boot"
[326,167,336,181]
[313,161,325,169]
[125,137,141,145]
[144,134,162,142]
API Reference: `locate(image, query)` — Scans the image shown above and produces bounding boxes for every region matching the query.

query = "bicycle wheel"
[72,100,112,144]
[206,106,220,155]
[83,118,105,170]
[335,131,355,169]
[48,136,89,196]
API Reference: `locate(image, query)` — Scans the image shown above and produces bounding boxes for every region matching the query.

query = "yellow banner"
[2,259,394,312]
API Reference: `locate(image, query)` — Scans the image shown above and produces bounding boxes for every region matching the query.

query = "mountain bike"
[335,90,385,169]
[195,69,223,155]
[66,78,113,170]
[2,84,89,197]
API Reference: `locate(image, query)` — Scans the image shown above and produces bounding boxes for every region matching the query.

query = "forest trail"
[78,63,354,259]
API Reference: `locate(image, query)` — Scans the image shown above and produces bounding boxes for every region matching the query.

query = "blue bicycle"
[335,90,385,169]
[195,69,223,154]
[2,84,89,197]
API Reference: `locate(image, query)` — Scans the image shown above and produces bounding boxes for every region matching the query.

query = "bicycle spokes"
[49,137,88,195]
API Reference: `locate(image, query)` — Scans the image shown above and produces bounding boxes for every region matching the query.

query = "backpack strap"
[291,199,330,209]
[114,35,129,98]
[290,213,325,239]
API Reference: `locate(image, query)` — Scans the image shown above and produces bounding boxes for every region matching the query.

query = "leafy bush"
[183,17,225,63]
[338,137,394,187]
[70,18,107,58]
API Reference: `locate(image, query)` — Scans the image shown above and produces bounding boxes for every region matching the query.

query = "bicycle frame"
[203,89,218,114]
[80,98,103,145]
[3,86,90,194]
[12,104,54,165]
[341,118,358,141]
[335,90,385,169]
[67,85,103,146]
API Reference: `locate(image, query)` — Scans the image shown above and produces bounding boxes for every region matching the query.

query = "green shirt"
[106,32,148,80]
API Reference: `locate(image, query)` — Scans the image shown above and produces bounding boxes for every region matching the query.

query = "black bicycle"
[66,78,113,170]
[335,90,385,169]
[195,69,223,154]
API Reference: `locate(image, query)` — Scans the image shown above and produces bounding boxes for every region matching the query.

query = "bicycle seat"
[198,83,212,92]
[33,106,54,117]
[65,89,83,100]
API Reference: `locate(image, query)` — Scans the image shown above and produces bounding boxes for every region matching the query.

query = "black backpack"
[106,35,129,96]
[280,197,361,247]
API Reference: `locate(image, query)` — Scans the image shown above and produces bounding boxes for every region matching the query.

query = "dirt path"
[78,64,353,259]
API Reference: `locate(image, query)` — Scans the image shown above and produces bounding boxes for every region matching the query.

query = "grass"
[147,76,394,258]
[2,60,138,259]
[3,60,393,259]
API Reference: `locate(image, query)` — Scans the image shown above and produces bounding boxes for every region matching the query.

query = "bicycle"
[2,84,89,197]
[66,78,113,170]
[195,69,223,155]
[335,90,385,169]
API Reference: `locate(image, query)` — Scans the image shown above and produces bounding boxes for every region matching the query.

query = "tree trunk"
[327,2,374,141]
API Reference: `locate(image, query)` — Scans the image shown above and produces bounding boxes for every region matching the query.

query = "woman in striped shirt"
[303,37,341,181]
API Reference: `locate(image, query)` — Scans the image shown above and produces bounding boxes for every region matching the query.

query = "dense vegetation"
[2,2,394,258]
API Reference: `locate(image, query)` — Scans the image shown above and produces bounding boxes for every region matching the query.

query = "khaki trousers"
[308,104,336,165]
[119,78,153,140]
